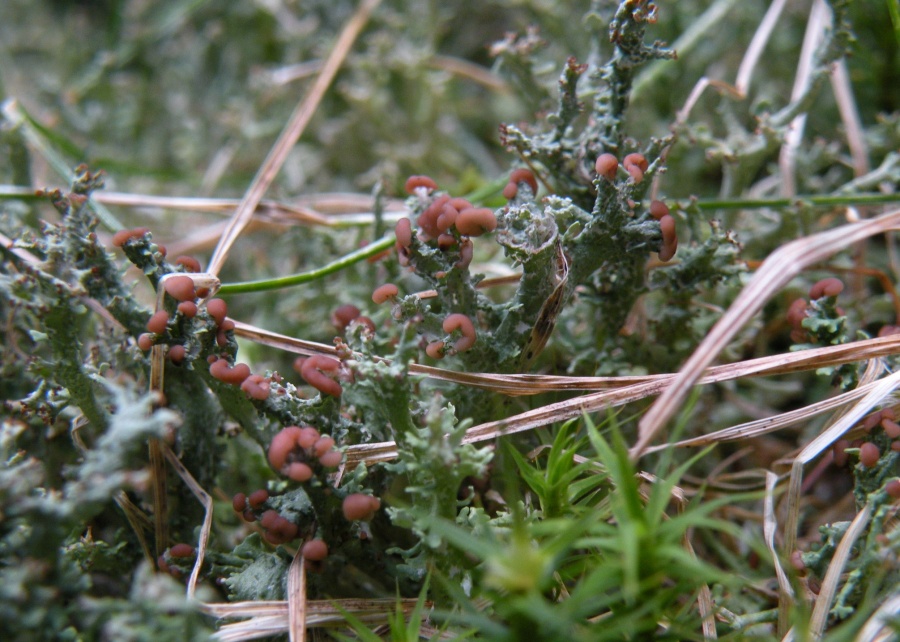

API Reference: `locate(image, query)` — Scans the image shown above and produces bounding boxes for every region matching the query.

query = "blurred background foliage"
[4,0,893,199]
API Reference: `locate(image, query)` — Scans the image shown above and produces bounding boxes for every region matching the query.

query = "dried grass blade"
[234,320,900,396]
[633,208,900,459]
[518,242,568,368]
[647,377,879,452]
[781,368,900,558]
[809,502,874,638]
[204,597,413,619]
[797,368,900,467]
[439,354,898,450]
[214,615,289,641]
[462,380,665,444]
[778,0,829,197]
[854,591,900,641]
[207,598,419,640]
[288,192,405,217]
[709,334,900,379]
[343,379,665,469]
[235,321,900,396]
[149,282,168,554]
[93,192,334,226]
[203,601,292,618]
[206,0,382,276]
[830,59,870,177]
[784,359,894,551]
[692,542,716,639]
[654,75,740,198]
[342,440,399,471]
[287,549,306,642]
[233,321,340,357]
[232,319,661,393]
[764,472,795,637]
[428,54,509,91]
[115,491,155,566]
[1,230,41,263]
[343,347,900,469]
[148,438,167,558]
[161,444,215,600]
[735,0,789,96]
[780,458,806,589]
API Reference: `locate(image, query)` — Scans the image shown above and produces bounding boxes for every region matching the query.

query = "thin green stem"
[217,234,395,294]
[688,192,900,211]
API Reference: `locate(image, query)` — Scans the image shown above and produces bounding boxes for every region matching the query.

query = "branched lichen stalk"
[592,0,675,152]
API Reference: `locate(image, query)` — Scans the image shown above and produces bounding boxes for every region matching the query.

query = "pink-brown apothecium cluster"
[267,425,343,482]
